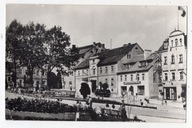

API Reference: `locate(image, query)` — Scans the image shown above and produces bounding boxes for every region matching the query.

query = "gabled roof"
[117,52,159,74]
[158,38,168,52]
[123,54,144,64]
[97,43,137,66]
[75,59,89,70]
[117,59,155,74]
[75,43,137,70]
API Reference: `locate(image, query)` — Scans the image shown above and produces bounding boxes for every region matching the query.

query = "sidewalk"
[102,96,184,109]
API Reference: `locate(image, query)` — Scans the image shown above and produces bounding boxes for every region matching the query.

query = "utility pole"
[110,38,112,49]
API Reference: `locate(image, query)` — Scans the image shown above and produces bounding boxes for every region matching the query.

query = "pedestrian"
[88,96,92,108]
[75,100,80,121]
[112,104,115,109]
[165,100,167,105]
[121,105,127,119]
[140,99,143,107]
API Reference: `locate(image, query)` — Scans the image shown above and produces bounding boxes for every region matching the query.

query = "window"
[111,66,114,73]
[142,74,145,80]
[36,70,39,76]
[78,71,80,76]
[179,54,183,63]
[165,73,168,81]
[105,79,108,84]
[19,80,22,84]
[93,69,95,75]
[172,72,175,80]
[120,75,123,82]
[105,67,108,74]
[111,78,114,86]
[180,72,184,80]
[127,54,131,59]
[92,59,95,63]
[175,39,178,46]
[164,56,167,65]
[100,67,102,74]
[42,70,44,76]
[42,81,45,85]
[180,38,182,45]
[171,55,175,64]
[164,42,168,49]
[137,86,145,95]
[131,74,133,81]
[171,40,173,47]
[136,73,139,81]
[69,81,72,85]
[125,75,127,81]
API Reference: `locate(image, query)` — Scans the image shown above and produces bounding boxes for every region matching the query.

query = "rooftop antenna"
[110,38,112,49]
[177,6,179,30]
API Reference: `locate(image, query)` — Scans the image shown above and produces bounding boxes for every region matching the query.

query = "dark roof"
[77,42,103,56]
[75,59,89,70]
[97,43,137,66]
[78,45,93,55]
[75,43,137,69]
[117,59,154,74]
[158,38,168,52]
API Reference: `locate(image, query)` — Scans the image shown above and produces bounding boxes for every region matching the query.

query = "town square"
[4,4,187,123]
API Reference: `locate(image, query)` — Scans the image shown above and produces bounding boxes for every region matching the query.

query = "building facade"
[117,52,160,99]
[63,42,106,90]
[74,43,160,98]
[158,30,187,101]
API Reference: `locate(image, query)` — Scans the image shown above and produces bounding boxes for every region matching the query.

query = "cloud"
[6,5,186,52]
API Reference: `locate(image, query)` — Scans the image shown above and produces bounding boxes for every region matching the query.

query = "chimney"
[72,45,76,49]
[144,49,152,60]
[123,43,131,47]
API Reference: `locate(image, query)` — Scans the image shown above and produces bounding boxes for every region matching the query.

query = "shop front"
[163,87,177,100]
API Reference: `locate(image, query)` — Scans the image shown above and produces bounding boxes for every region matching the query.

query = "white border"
[1,0,192,128]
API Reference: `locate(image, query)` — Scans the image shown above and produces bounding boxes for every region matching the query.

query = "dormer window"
[164,42,168,49]
[180,38,182,45]
[171,40,173,47]
[127,54,131,59]
[139,61,146,68]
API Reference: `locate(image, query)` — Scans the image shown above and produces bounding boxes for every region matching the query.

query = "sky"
[6,4,186,52]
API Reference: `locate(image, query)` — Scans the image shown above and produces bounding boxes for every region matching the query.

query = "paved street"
[5,91,186,122]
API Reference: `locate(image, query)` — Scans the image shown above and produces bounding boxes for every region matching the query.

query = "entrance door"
[164,87,177,100]
[91,80,96,92]
[129,86,134,95]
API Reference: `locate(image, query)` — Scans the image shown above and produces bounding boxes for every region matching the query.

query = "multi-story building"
[74,43,160,98]
[16,67,47,90]
[117,52,160,99]
[158,30,187,101]
[63,42,106,90]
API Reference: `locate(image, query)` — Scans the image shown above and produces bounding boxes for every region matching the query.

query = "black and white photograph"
[1,0,192,127]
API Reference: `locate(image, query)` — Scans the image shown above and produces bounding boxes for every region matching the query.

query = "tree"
[6,20,24,87]
[79,83,90,99]
[18,22,46,87]
[44,26,79,89]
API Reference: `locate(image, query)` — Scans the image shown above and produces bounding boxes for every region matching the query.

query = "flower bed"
[6,97,76,113]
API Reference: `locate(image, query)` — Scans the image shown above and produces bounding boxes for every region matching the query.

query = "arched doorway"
[129,86,134,95]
